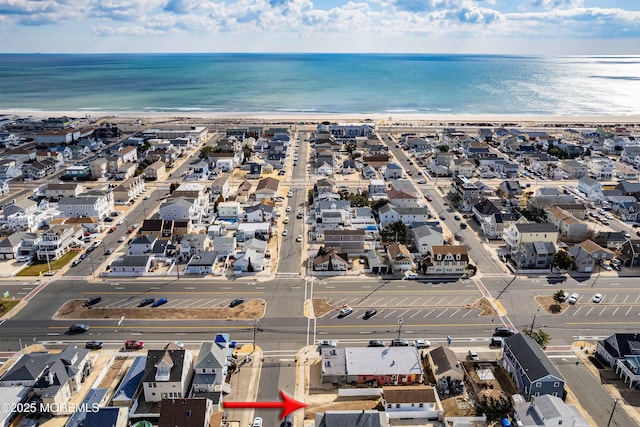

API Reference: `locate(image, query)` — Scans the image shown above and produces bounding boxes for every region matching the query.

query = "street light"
[607,398,622,427]
[397,316,403,341]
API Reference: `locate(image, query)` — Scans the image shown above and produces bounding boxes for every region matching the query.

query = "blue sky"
[0,0,639,54]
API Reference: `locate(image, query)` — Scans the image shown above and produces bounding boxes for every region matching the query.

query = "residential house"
[568,239,614,273]
[208,152,237,172]
[320,346,423,385]
[322,229,365,254]
[314,410,389,427]
[512,394,589,427]
[449,175,481,212]
[0,344,90,415]
[142,343,194,402]
[244,202,275,223]
[378,204,431,228]
[35,128,81,145]
[217,201,242,219]
[384,162,404,179]
[503,222,558,253]
[90,158,108,179]
[560,160,588,178]
[0,180,8,195]
[472,199,502,227]
[210,173,231,200]
[577,176,603,200]
[144,161,166,180]
[412,224,445,255]
[421,246,469,275]
[512,241,556,271]
[36,150,63,164]
[44,183,83,200]
[191,159,210,178]
[140,219,174,240]
[63,164,91,179]
[159,197,203,224]
[313,248,350,271]
[110,255,154,275]
[58,193,114,219]
[618,239,640,267]
[0,232,38,260]
[365,249,390,274]
[426,346,464,395]
[555,202,588,220]
[368,179,388,199]
[503,334,565,399]
[484,212,525,240]
[191,333,233,399]
[387,189,421,208]
[362,164,377,179]
[545,206,589,243]
[81,408,128,427]
[158,398,215,427]
[0,163,22,180]
[255,177,280,201]
[233,239,266,274]
[112,176,145,205]
[129,235,158,256]
[590,158,615,180]
[180,234,213,260]
[185,251,218,275]
[592,231,628,250]
[450,158,475,178]
[25,158,58,180]
[596,333,640,369]
[114,162,136,180]
[616,180,640,198]
[498,181,522,199]
[387,242,415,273]
[382,385,443,420]
[36,225,83,261]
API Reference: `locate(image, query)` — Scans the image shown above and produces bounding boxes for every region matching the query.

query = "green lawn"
[16,251,78,276]
[0,299,20,316]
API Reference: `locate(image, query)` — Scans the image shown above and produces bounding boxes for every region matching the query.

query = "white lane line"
[448,297,459,305]
[626,307,633,316]
[396,297,410,306]
[436,309,448,318]
[46,333,60,336]
[185,287,195,290]
[256,286,265,290]
[361,285,371,289]
[396,285,406,288]
[449,309,461,318]
[586,307,594,317]
[423,297,434,305]
[359,331,372,334]
[222,287,231,290]
[326,286,335,289]
[423,309,435,318]
[635,294,640,304]
[462,309,473,318]
[115,287,125,290]
[397,309,411,318]
[599,307,607,316]
[612,307,619,316]
[436,297,447,305]
[623,295,629,304]
[383,309,398,319]
[573,307,583,316]
[409,310,421,319]
[611,295,618,304]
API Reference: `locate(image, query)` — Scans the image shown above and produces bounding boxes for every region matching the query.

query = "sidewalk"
[226,344,263,427]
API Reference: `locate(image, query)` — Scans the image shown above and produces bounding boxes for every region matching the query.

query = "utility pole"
[607,398,621,427]
[397,316,403,341]
[252,318,258,353]
[530,310,539,331]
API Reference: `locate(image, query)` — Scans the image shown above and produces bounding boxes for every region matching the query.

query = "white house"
[110,255,154,275]
[112,176,146,205]
[159,197,203,223]
[142,344,194,402]
[217,201,242,219]
[382,386,443,420]
[589,158,615,180]
[58,193,114,219]
[412,224,445,255]
[0,181,9,195]
[36,225,83,261]
[244,203,275,223]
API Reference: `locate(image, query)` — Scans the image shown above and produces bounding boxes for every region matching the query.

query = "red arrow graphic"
[223,390,307,419]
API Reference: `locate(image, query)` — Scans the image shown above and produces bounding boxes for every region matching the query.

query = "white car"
[339,307,353,317]
[252,417,263,427]
[467,350,480,361]
[404,272,419,280]
[288,190,293,197]
[625,232,631,239]
[282,229,288,236]
[286,206,291,212]
[568,293,579,304]
[592,293,603,303]
[118,236,126,243]
[601,262,612,271]
[296,235,302,242]
[414,339,431,349]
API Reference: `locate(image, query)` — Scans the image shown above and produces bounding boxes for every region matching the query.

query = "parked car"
[282,229,288,236]
[338,306,353,317]
[288,190,293,197]
[137,297,155,307]
[229,298,244,307]
[363,308,377,319]
[391,339,409,347]
[368,340,385,347]
[568,293,579,304]
[490,337,503,347]
[319,340,337,347]
[252,417,263,427]
[286,206,291,212]
[413,339,431,348]
[85,341,103,350]
[454,214,461,220]
[80,252,88,259]
[404,272,418,280]
[124,340,144,350]
[296,212,304,219]
[105,247,115,255]
[71,258,82,267]
[460,222,468,229]
[600,261,612,271]
[69,324,90,333]
[118,236,126,243]
[467,350,480,361]
[592,293,603,303]
[108,227,117,233]
[152,298,168,307]
[83,296,102,307]
[426,196,433,202]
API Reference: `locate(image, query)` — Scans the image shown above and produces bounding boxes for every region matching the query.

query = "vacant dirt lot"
[534,295,570,314]
[312,298,335,317]
[54,299,266,320]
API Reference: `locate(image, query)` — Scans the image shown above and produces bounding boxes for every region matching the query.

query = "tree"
[199,146,215,159]
[552,250,573,271]
[380,221,408,244]
[553,290,566,304]
[475,394,512,421]
[213,194,224,212]
[523,328,551,347]
[436,144,450,153]
[169,182,179,194]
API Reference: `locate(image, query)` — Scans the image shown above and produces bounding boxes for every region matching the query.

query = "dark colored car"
[368,340,385,347]
[138,297,155,307]
[104,217,114,222]
[363,308,378,319]
[83,296,102,307]
[125,340,144,349]
[69,324,90,333]
[80,252,88,259]
[85,341,103,350]
[494,327,515,337]
[229,298,244,308]
[152,298,168,307]
[279,415,293,427]
[390,339,409,347]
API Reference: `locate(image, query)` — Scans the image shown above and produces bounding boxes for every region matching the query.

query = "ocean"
[1,53,640,116]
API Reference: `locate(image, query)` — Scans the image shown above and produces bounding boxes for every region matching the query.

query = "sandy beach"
[3,109,640,127]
